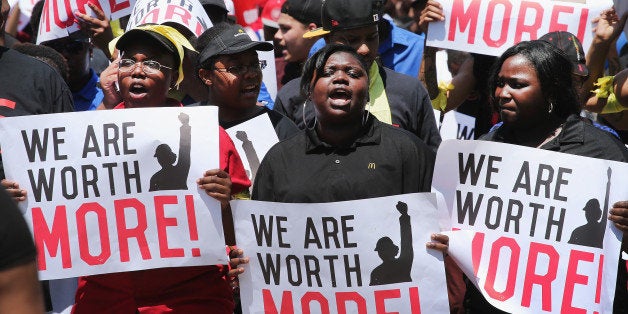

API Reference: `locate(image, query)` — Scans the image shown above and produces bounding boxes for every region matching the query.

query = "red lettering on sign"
[32,206,71,270]
[262,289,294,314]
[52,0,75,29]
[75,0,105,17]
[115,198,150,262]
[448,0,481,44]
[165,5,192,27]
[483,0,512,48]
[409,287,421,314]
[484,237,519,301]
[521,242,558,311]
[549,5,572,32]
[155,195,184,258]
[374,289,401,314]
[76,202,111,265]
[576,8,588,44]
[472,232,485,276]
[336,292,366,314]
[109,0,130,14]
[561,250,594,313]
[514,1,543,42]
[141,9,160,25]
[302,292,330,314]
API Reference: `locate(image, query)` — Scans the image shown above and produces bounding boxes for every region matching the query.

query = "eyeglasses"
[43,40,88,55]
[118,59,173,75]
[212,60,267,75]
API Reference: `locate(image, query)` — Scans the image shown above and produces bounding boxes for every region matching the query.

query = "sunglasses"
[43,40,89,55]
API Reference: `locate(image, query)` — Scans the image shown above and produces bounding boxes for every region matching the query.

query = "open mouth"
[329,88,352,107]
[129,83,148,96]
[242,85,259,96]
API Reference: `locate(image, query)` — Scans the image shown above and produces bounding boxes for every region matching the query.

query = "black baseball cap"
[281,0,322,26]
[539,31,589,77]
[199,0,227,12]
[197,23,273,65]
[303,0,382,39]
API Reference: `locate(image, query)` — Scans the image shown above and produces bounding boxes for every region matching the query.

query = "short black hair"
[300,43,369,98]
[14,42,69,81]
[488,40,579,119]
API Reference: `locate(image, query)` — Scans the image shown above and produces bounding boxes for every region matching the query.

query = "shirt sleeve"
[218,127,251,195]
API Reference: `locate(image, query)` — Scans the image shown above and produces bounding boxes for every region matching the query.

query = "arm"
[584,8,627,111]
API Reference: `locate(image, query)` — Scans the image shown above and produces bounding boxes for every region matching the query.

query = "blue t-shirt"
[308,19,425,77]
[72,69,103,111]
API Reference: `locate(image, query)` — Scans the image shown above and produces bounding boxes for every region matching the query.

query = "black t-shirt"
[251,116,435,202]
[0,47,74,180]
[0,186,36,271]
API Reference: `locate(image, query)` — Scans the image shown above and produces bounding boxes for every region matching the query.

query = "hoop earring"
[363,101,371,126]
[303,100,316,129]
[548,102,554,114]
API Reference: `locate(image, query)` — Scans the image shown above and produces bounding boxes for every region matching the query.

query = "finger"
[431,233,449,245]
[426,242,448,252]
[609,213,628,227]
[87,2,106,18]
[613,201,628,209]
[229,248,244,258]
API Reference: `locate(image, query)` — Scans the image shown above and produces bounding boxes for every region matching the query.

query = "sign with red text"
[37,0,133,44]
[232,194,450,314]
[225,113,279,186]
[433,139,628,313]
[126,0,211,37]
[426,0,612,56]
[0,107,226,280]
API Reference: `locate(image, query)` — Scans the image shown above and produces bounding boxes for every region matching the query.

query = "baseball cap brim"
[198,41,273,65]
[302,27,329,39]
[116,29,176,56]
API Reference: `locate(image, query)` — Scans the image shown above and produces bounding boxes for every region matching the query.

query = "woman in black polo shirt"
[251,44,435,203]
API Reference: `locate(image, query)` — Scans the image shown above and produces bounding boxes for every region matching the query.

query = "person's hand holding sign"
[418,0,445,34]
[227,247,249,290]
[197,169,232,206]
[74,2,114,59]
[0,179,26,202]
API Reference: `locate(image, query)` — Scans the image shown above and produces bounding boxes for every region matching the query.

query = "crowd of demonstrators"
[2,0,628,313]
[274,0,441,152]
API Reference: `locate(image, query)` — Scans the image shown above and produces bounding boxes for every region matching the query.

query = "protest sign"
[434,109,476,140]
[433,139,628,313]
[426,0,612,56]
[37,0,133,44]
[126,0,211,37]
[233,193,450,314]
[225,113,279,185]
[0,107,227,280]
[259,47,278,102]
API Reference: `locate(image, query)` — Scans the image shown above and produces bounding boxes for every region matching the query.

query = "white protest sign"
[233,193,450,314]
[434,109,476,140]
[259,47,278,102]
[432,139,628,313]
[126,0,211,37]
[225,113,279,185]
[0,107,227,280]
[426,0,612,56]
[37,0,133,44]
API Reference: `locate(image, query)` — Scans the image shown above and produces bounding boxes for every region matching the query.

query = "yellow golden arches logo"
[368,163,376,169]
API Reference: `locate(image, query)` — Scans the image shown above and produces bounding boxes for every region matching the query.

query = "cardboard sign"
[37,0,133,44]
[426,0,612,56]
[433,139,628,313]
[0,107,227,280]
[126,0,212,37]
[225,113,279,185]
[434,109,476,140]
[259,47,278,102]
[232,193,450,314]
